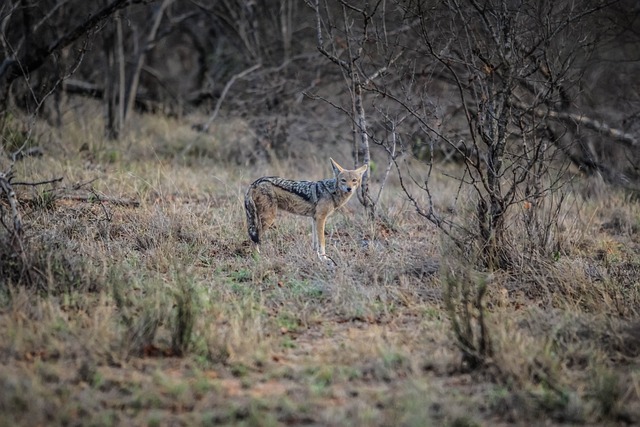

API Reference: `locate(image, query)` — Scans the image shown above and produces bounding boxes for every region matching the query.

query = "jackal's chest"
[332,192,355,209]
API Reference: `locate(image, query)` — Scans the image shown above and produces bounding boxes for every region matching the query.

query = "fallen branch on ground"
[59,193,140,207]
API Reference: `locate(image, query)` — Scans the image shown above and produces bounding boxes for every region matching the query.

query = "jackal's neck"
[326,178,356,207]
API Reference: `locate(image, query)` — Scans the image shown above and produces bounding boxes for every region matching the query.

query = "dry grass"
[0,110,639,426]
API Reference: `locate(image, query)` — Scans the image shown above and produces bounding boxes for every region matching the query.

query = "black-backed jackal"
[244,158,368,261]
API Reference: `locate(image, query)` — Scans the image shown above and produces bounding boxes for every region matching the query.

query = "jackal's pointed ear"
[330,158,344,176]
[355,163,368,176]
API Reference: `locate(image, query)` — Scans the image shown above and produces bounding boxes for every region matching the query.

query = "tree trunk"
[353,81,372,215]
[123,0,174,125]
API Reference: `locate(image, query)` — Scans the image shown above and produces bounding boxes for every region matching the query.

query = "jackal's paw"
[317,252,337,267]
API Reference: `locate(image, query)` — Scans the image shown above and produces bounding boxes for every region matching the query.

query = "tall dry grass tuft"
[442,262,492,371]
[119,277,170,357]
[171,278,196,356]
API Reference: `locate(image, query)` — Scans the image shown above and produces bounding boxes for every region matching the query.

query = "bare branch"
[197,63,262,133]
[58,193,140,207]
[512,100,639,148]
[11,176,63,187]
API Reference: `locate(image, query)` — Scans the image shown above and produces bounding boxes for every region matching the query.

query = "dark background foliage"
[1,0,640,184]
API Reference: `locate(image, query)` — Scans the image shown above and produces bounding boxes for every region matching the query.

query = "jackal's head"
[330,158,368,193]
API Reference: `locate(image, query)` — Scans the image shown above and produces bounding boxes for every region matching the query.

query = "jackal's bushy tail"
[244,188,261,244]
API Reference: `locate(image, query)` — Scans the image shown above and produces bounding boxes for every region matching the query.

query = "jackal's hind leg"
[311,218,319,253]
[254,191,277,232]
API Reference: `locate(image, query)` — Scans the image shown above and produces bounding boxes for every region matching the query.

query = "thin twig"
[198,63,262,133]
[90,188,113,221]
[11,176,63,186]
[59,194,140,207]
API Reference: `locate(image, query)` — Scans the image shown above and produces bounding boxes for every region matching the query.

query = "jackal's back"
[274,176,334,197]
[253,177,337,210]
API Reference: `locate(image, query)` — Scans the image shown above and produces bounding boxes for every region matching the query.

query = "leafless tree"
[310,0,640,267]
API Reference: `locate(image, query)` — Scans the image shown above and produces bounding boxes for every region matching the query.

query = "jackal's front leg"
[314,215,328,260]
[313,216,337,266]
